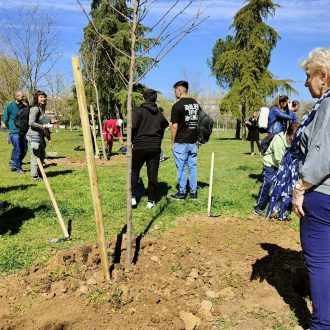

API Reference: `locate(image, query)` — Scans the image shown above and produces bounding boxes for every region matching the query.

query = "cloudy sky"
[1,0,330,100]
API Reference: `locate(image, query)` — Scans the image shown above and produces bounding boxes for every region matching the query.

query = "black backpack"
[14,106,30,134]
[197,107,214,144]
[259,133,275,155]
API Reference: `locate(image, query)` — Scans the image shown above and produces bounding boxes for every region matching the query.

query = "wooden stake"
[90,105,99,156]
[207,152,215,217]
[72,56,110,281]
[37,158,70,238]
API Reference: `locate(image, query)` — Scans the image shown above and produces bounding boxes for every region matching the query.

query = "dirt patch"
[0,216,310,330]
[44,154,127,167]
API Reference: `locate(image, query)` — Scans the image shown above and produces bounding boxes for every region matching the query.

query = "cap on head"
[173,80,189,90]
[143,89,157,103]
[117,119,123,127]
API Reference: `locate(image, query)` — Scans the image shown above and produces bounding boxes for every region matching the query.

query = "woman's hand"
[292,189,305,218]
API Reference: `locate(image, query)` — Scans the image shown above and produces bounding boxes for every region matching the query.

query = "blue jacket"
[3,100,20,134]
[267,106,293,134]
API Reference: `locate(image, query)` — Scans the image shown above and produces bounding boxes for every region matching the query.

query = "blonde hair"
[301,48,330,80]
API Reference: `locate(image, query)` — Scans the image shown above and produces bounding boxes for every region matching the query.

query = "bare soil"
[0,216,310,330]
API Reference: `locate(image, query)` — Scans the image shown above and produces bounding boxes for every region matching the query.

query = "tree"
[0,55,23,109]
[208,0,296,139]
[77,0,207,268]
[81,0,153,119]
[0,3,59,96]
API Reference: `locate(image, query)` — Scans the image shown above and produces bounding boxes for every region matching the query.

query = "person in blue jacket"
[267,95,294,134]
[3,90,28,174]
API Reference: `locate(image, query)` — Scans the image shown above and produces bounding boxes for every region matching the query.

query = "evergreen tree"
[81,0,152,119]
[208,0,295,137]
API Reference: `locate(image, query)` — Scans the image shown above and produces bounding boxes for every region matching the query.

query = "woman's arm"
[29,107,43,129]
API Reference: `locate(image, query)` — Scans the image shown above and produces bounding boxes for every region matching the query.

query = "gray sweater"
[27,106,47,137]
[299,97,330,195]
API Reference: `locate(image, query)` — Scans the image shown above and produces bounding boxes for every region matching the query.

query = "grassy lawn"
[0,128,298,275]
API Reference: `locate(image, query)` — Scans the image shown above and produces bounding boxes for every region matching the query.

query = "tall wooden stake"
[207,152,215,217]
[90,104,99,156]
[72,56,110,281]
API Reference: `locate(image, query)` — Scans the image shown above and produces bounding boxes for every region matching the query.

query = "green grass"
[0,128,298,274]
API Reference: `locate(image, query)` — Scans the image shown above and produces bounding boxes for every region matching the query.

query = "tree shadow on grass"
[0,184,36,194]
[46,170,73,178]
[0,205,49,235]
[158,181,171,200]
[251,243,310,329]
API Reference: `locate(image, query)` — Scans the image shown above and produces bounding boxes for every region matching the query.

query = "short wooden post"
[37,158,69,238]
[207,152,215,217]
[72,56,110,281]
[90,105,99,156]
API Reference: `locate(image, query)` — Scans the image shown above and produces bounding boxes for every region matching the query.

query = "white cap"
[117,119,123,126]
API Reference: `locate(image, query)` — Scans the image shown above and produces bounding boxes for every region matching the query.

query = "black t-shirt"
[170,97,199,143]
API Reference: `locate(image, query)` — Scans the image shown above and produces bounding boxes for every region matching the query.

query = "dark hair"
[292,100,300,107]
[173,80,189,90]
[287,123,300,136]
[31,90,47,107]
[143,89,157,103]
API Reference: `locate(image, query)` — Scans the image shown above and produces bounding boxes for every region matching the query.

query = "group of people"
[248,48,330,330]
[131,80,200,208]
[3,90,57,180]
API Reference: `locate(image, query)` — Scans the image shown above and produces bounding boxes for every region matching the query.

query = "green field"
[0,129,298,275]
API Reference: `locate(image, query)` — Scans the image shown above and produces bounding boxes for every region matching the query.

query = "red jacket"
[102,119,122,142]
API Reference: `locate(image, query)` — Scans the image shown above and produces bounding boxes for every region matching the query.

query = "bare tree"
[0,3,59,96]
[77,0,208,268]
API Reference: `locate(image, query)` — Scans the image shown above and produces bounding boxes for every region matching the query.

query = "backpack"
[259,133,275,156]
[258,106,269,133]
[14,106,30,134]
[197,107,214,144]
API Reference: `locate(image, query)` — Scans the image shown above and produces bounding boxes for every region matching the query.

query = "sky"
[1,0,330,101]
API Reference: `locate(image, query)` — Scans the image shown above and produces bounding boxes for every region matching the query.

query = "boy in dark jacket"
[131,89,169,209]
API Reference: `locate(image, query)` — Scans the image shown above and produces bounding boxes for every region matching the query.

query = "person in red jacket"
[102,118,125,160]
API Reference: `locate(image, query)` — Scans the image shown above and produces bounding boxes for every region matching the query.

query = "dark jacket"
[132,102,169,150]
[246,117,260,142]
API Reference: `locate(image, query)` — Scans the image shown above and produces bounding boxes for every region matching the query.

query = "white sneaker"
[131,197,137,208]
[146,201,155,209]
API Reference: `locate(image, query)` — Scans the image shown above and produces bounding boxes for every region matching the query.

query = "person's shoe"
[17,169,25,174]
[253,206,263,216]
[171,192,186,200]
[146,201,155,209]
[189,192,197,200]
[131,197,137,208]
[10,167,17,172]
[32,176,42,181]
[251,152,255,156]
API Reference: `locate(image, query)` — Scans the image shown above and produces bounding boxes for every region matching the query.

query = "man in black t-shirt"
[170,80,200,200]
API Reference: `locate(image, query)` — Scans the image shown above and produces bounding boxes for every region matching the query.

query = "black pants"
[250,140,260,153]
[132,148,160,202]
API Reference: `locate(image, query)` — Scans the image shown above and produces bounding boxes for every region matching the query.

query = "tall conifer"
[209,0,295,136]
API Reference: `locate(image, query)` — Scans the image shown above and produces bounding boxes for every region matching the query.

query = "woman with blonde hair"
[267,48,330,329]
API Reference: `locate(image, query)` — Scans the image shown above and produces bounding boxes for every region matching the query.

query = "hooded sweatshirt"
[132,102,169,150]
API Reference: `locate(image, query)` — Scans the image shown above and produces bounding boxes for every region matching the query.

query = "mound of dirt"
[45,154,127,167]
[0,216,310,330]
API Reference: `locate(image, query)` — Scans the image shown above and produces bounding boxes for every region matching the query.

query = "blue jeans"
[301,191,330,330]
[172,143,197,194]
[9,133,27,170]
[255,165,277,210]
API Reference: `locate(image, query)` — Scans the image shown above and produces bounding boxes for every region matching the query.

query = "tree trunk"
[126,0,139,269]
[235,119,241,139]
[241,104,247,140]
